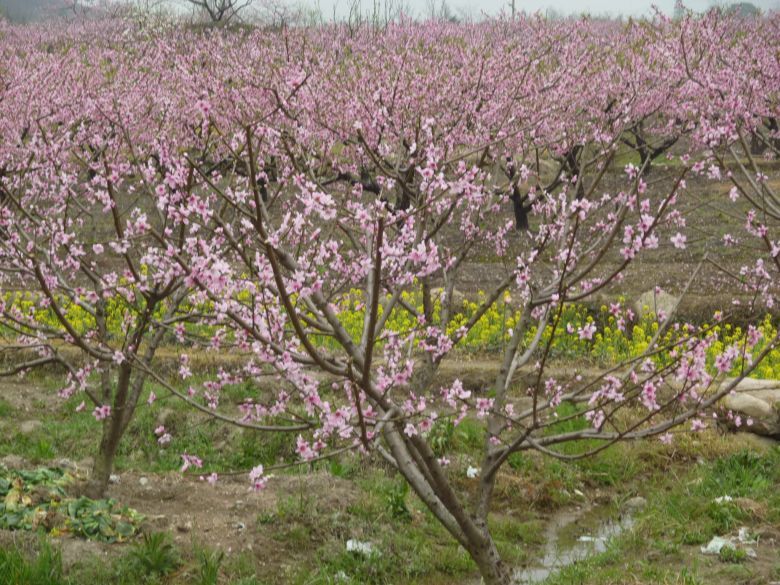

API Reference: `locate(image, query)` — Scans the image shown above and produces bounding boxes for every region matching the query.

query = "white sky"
[308,0,780,19]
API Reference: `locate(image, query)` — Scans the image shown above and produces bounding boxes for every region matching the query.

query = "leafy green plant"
[31,439,56,461]
[65,497,142,543]
[0,467,69,531]
[128,532,180,578]
[718,545,747,564]
[0,467,142,542]
[195,548,224,585]
[705,501,748,535]
[384,480,411,522]
[429,420,454,455]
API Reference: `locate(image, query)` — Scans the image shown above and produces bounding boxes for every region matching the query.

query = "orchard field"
[0,5,779,585]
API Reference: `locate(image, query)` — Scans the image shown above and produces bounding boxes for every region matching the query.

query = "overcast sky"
[314,0,780,19]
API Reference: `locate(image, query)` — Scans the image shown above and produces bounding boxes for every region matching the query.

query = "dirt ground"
[0,456,361,576]
[111,470,359,567]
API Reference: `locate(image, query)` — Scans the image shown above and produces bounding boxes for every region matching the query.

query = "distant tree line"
[0,0,768,26]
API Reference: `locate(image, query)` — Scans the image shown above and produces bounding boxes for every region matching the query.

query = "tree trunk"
[84,414,123,498]
[639,147,652,175]
[750,132,767,156]
[470,532,513,585]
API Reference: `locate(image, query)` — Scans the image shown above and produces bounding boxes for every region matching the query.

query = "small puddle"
[513,506,634,584]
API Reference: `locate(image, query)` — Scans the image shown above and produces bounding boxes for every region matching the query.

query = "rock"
[721,392,780,437]
[717,378,780,438]
[139,477,150,487]
[19,420,43,434]
[109,474,121,484]
[624,496,648,511]
[177,520,193,533]
[633,290,680,319]
[748,388,780,407]
[720,378,779,393]
[722,392,775,422]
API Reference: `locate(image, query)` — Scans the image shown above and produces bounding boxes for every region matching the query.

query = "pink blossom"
[578,322,597,341]
[670,233,687,249]
[93,405,111,421]
[201,472,218,486]
[180,453,203,472]
[475,398,494,418]
[249,465,268,491]
[690,419,706,432]
[154,425,172,445]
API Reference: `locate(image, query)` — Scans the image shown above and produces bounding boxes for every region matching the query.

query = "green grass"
[0,381,300,476]
[0,397,13,418]
[274,469,479,584]
[540,447,780,585]
[638,448,780,546]
[697,450,777,499]
[0,538,67,585]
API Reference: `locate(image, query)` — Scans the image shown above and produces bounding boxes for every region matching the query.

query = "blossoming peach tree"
[0,24,211,496]
[0,9,778,583]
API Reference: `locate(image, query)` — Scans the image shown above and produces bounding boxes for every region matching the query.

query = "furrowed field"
[0,5,779,585]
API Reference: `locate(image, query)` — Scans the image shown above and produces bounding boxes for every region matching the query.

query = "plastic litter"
[346,539,376,556]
